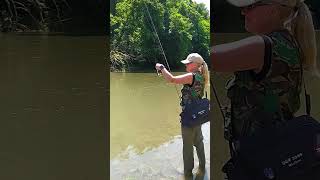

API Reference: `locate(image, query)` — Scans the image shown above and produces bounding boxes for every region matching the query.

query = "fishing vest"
[224,30,302,141]
[180,72,205,110]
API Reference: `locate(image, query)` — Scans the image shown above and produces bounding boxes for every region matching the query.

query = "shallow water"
[110,122,210,179]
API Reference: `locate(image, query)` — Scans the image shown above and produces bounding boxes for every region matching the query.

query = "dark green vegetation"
[110,0,210,72]
[0,0,107,33]
[212,0,320,33]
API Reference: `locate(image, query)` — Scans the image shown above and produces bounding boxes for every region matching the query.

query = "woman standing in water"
[155,53,209,179]
[211,0,318,178]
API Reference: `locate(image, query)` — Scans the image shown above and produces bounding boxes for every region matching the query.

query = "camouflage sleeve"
[190,73,195,87]
[255,32,300,79]
[253,35,272,81]
[270,32,300,66]
[191,73,204,98]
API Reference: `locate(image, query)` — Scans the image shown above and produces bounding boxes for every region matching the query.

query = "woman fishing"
[155,53,209,179]
[211,0,319,178]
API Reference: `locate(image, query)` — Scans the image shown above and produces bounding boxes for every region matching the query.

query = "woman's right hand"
[155,63,164,71]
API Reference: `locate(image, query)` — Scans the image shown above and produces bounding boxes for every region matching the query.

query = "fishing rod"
[144,1,225,113]
[143,2,233,132]
[143,1,181,99]
[210,79,225,121]
[210,78,236,157]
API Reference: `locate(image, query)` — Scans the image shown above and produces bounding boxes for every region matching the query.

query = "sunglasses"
[243,1,291,11]
[243,2,274,11]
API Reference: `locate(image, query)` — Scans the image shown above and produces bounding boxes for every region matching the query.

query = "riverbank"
[110,122,210,180]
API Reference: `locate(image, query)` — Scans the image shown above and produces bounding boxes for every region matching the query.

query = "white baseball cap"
[181,53,204,65]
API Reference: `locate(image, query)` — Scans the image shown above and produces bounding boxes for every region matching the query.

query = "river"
[0,33,107,180]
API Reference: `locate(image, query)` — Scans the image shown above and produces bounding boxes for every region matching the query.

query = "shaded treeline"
[0,0,107,33]
[212,0,320,33]
[64,0,107,34]
[110,0,210,71]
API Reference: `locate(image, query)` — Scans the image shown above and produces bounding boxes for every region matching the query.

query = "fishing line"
[211,77,235,157]
[210,79,226,121]
[143,1,181,99]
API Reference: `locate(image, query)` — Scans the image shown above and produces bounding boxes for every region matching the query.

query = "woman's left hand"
[155,63,164,70]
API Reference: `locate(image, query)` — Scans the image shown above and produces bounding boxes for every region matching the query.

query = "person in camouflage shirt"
[224,30,302,139]
[155,53,209,179]
[211,0,319,178]
[180,71,205,109]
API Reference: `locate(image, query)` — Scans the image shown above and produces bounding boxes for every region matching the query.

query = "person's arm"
[211,35,266,73]
[155,63,193,85]
[161,68,193,85]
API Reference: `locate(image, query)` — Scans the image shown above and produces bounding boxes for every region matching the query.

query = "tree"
[110,0,210,70]
[0,0,107,33]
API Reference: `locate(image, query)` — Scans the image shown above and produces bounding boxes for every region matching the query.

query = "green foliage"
[110,0,210,70]
[0,0,71,32]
